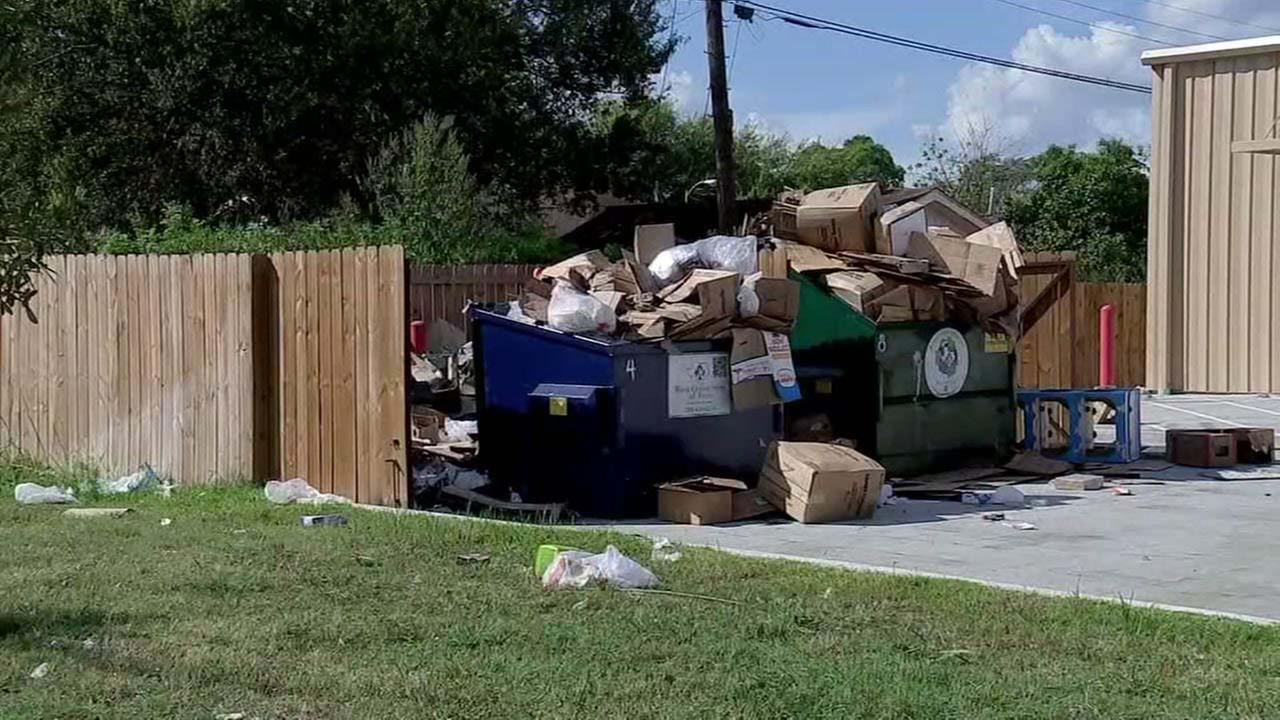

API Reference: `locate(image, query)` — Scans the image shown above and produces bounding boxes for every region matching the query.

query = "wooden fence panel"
[271,247,407,506]
[408,263,536,332]
[0,254,254,482]
[1019,280,1146,389]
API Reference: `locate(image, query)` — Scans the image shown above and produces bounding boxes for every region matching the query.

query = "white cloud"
[940,1,1279,153]
[653,68,701,114]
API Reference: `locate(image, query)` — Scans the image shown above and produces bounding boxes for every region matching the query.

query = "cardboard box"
[658,477,773,525]
[1228,428,1275,464]
[757,243,788,279]
[784,242,847,274]
[823,270,887,313]
[657,478,734,525]
[794,183,880,253]
[1167,430,1237,467]
[758,441,885,523]
[905,231,1002,297]
[634,223,676,266]
[965,221,1024,278]
[753,277,800,328]
[865,282,946,323]
[876,189,986,256]
[729,328,799,409]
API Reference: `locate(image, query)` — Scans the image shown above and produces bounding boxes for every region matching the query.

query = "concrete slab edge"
[354,504,1279,626]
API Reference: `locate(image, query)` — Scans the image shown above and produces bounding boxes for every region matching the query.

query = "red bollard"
[1099,304,1115,387]
[409,320,428,355]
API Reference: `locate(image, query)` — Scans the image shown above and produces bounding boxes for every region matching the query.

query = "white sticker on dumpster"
[668,353,732,418]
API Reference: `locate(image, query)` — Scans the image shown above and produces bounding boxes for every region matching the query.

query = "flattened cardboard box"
[758,441,885,523]
[905,231,1001,297]
[794,183,880,253]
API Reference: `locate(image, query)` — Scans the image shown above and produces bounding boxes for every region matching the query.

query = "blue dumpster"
[469,307,780,517]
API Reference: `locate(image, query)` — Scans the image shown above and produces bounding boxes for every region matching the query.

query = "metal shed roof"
[1142,36,1280,66]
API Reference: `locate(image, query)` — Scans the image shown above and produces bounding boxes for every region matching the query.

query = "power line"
[658,0,680,97]
[727,16,744,85]
[1049,0,1229,41]
[731,0,1152,94]
[988,0,1173,45]
[1134,0,1280,35]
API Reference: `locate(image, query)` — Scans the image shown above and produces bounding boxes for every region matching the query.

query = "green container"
[534,544,578,577]
[788,273,1015,477]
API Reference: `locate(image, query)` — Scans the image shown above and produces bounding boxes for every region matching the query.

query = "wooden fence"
[269,247,408,506]
[408,264,536,331]
[0,254,255,482]
[1017,273,1146,389]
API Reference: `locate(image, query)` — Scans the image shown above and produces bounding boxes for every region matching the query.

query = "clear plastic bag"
[547,281,617,334]
[97,465,160,495]
[264,478,352,505]
[648,235,759,286]
[15,483,76,505]
[541,545,659,589]
[737,272,762,318]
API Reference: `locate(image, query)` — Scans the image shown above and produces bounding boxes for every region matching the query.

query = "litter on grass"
[651,537,682,562]
[541,545,659,589]
[96,465,160,495]
[264,478,352,505]
[15,483,76,505]
[29,662,49,679]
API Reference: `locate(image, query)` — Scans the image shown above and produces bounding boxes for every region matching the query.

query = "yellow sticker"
[984,332,1011,353]
[549,397,568,416]
[815,378,834,394]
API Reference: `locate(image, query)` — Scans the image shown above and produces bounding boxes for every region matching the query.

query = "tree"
[788,136,905,190]
[910,122,1031,217]
[1004,140,1149,281]
[0,0,674,237]
[592,99,905,203]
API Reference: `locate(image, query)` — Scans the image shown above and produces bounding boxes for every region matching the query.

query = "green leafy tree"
[1,0,673,236]
[593,99,903,202]
[789,136,905,190]
[911,125,1032,217]
[1005,140,1149,281]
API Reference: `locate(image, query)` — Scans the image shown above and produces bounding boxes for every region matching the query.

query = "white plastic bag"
[648,244,701,285]
[737,272,762,318]
[441,418,478,443]
[264,478,352,505]
[547,281,617,334]
[541,545,659,589]
[15,483,76,505]
[96,465,159,495]
[648,235,759,286]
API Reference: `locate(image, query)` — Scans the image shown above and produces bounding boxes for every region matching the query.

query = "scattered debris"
[96,465,160,495]
[160,518,172,526]
[82,638,98,651]
[29,662,50,679]
[1201,467,1280,481]
[1004,521,1037,531]
[214,714,246,720]
[456,552,491,565]
[541,545,659,589]
[63,508,131,519]
[571,598,589,611]
[1111,487,1134,496]
[264,478,351,505]
[821,587,833,599]
[1051,474,1105,492]
[300,514,348,527]
[657,477,770,525]
[15,483,76,505]
[961,487,1023,507]
[651,538,682,562]
[877,484,897,507]
[535,544,579,577]
[440,486,564,523]
[1003,452,1073,477]
[981,511,1005,521]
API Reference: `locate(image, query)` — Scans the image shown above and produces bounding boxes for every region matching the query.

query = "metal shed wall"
[1146,46,1280,393]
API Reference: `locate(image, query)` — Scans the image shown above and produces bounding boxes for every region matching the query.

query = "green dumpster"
[789,274,1016,477]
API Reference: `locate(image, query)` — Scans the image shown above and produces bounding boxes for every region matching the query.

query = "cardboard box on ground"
[758,441,885,523]
[657,477,773,525]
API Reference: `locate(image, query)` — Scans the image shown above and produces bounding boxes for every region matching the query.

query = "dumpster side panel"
[875,323,1016,475]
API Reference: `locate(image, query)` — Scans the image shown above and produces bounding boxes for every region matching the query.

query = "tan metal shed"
[1144,37,1280,393]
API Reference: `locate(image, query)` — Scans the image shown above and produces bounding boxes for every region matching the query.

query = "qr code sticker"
[712,355,728,378]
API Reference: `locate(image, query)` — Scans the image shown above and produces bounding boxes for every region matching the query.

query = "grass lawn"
[2,456,1279,719]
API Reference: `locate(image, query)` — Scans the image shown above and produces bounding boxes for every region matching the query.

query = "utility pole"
[704,0,737,234]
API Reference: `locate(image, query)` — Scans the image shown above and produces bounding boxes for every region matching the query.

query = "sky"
[656,0,1280,173]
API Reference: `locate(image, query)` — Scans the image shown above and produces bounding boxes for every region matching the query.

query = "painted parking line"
[1218,400,1280,418]
[1146,401,1238,425]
